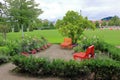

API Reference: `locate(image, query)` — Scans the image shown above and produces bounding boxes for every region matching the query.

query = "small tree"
[95,21,100,28]
[49,22,55,29]
[55,10,95,44]
[101,21,107,26]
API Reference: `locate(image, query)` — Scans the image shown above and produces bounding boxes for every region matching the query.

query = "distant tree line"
[95,16,120,28]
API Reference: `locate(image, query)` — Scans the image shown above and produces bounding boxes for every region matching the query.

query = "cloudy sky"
[35,0,120,21]
[0,0,120,21]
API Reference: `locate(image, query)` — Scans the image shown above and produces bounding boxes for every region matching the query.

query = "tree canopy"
[108,16,120,26]
[55,10,95,44]
[5,0,43,31]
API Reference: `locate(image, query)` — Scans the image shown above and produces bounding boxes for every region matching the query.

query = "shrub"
[0,46,10,55]
[12,55,47,75]
[82,59,120,79]
[74,36,120,61]
[20,36,50,53]
[12,55,120,79]
[0,38,6,46]
[6,40,21,56]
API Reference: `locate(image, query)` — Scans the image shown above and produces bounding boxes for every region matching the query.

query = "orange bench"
[73,45,94,60]
[61,38,72,49]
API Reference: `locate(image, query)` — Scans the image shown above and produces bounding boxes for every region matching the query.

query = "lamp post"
[80,10,82,15]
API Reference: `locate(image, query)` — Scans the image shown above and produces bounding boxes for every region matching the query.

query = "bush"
[20,36,50,53]
[0,46,10,55]
[12,55,120,79]
[82,59,120,79]
[6,40,21,56]
[12,55,47,75]
[74,36,120,61]
[0,38,6,46]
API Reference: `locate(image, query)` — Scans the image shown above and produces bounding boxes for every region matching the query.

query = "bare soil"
[0,44,74,80]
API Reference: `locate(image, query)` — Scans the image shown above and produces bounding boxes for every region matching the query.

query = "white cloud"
[36,0,120,21]
[36,0,84,21]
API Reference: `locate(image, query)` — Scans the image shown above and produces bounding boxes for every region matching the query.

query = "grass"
[84,29,120,46]
[1,29,120,46]
[6,30,64,43]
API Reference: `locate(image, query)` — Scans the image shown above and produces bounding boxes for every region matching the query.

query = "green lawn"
[3,29,120,46]
[84,29,120,46]
[6,30,64,43]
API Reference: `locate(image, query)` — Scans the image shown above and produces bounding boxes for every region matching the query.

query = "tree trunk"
[3,32,6,40]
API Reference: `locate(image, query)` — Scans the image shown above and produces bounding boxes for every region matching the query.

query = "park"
[0,0,120,80]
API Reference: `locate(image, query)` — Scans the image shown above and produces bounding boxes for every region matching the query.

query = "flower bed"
[20,36,51,56]
[6,36,51,56]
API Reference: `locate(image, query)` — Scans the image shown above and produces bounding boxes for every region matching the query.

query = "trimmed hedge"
[100,43,120,61]
[12,55,120,79]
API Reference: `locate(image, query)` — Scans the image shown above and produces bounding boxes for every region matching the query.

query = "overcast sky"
[1,0,120,21]
[36,0,120,21]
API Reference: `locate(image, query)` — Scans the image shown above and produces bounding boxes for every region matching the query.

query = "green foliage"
[108,15,120,26]
[0,29,118,46]
[76,36,102,50]
[14,24,20,32]
[5,0,43,32]
[12,55,120,79]
[82,59,120,79]
[3,35,50,56]
[12,55,47,75]
[49,22,55,29]
[41,20,55,30]
[32,19,42,30]
[55,10,95,44]
[95,21,99,28]
[0,38,6,46]
[101,21,107,26]
[0,24,10,39]
[74,36,120,61]
[20,36,49,52]
[0,46,10,55]
[6,40,21,56]
[73,45,84,52]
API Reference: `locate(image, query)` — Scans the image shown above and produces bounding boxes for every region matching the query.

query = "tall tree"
[0,1,10,39]
[5,0,43,32]
[55,10,95,44]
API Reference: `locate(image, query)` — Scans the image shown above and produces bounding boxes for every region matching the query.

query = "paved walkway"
[0,44,74,80]
[34,44,74,61]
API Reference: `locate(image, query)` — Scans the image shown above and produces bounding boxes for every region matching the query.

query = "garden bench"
[60,38,73,49]
[73,45,94,60]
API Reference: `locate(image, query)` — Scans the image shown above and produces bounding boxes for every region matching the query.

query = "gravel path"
[34,44,74,61]
[0,44,74,80]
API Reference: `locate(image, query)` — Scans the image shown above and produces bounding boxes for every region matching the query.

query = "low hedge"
[101,43,120,61]
[12,55,120,79]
